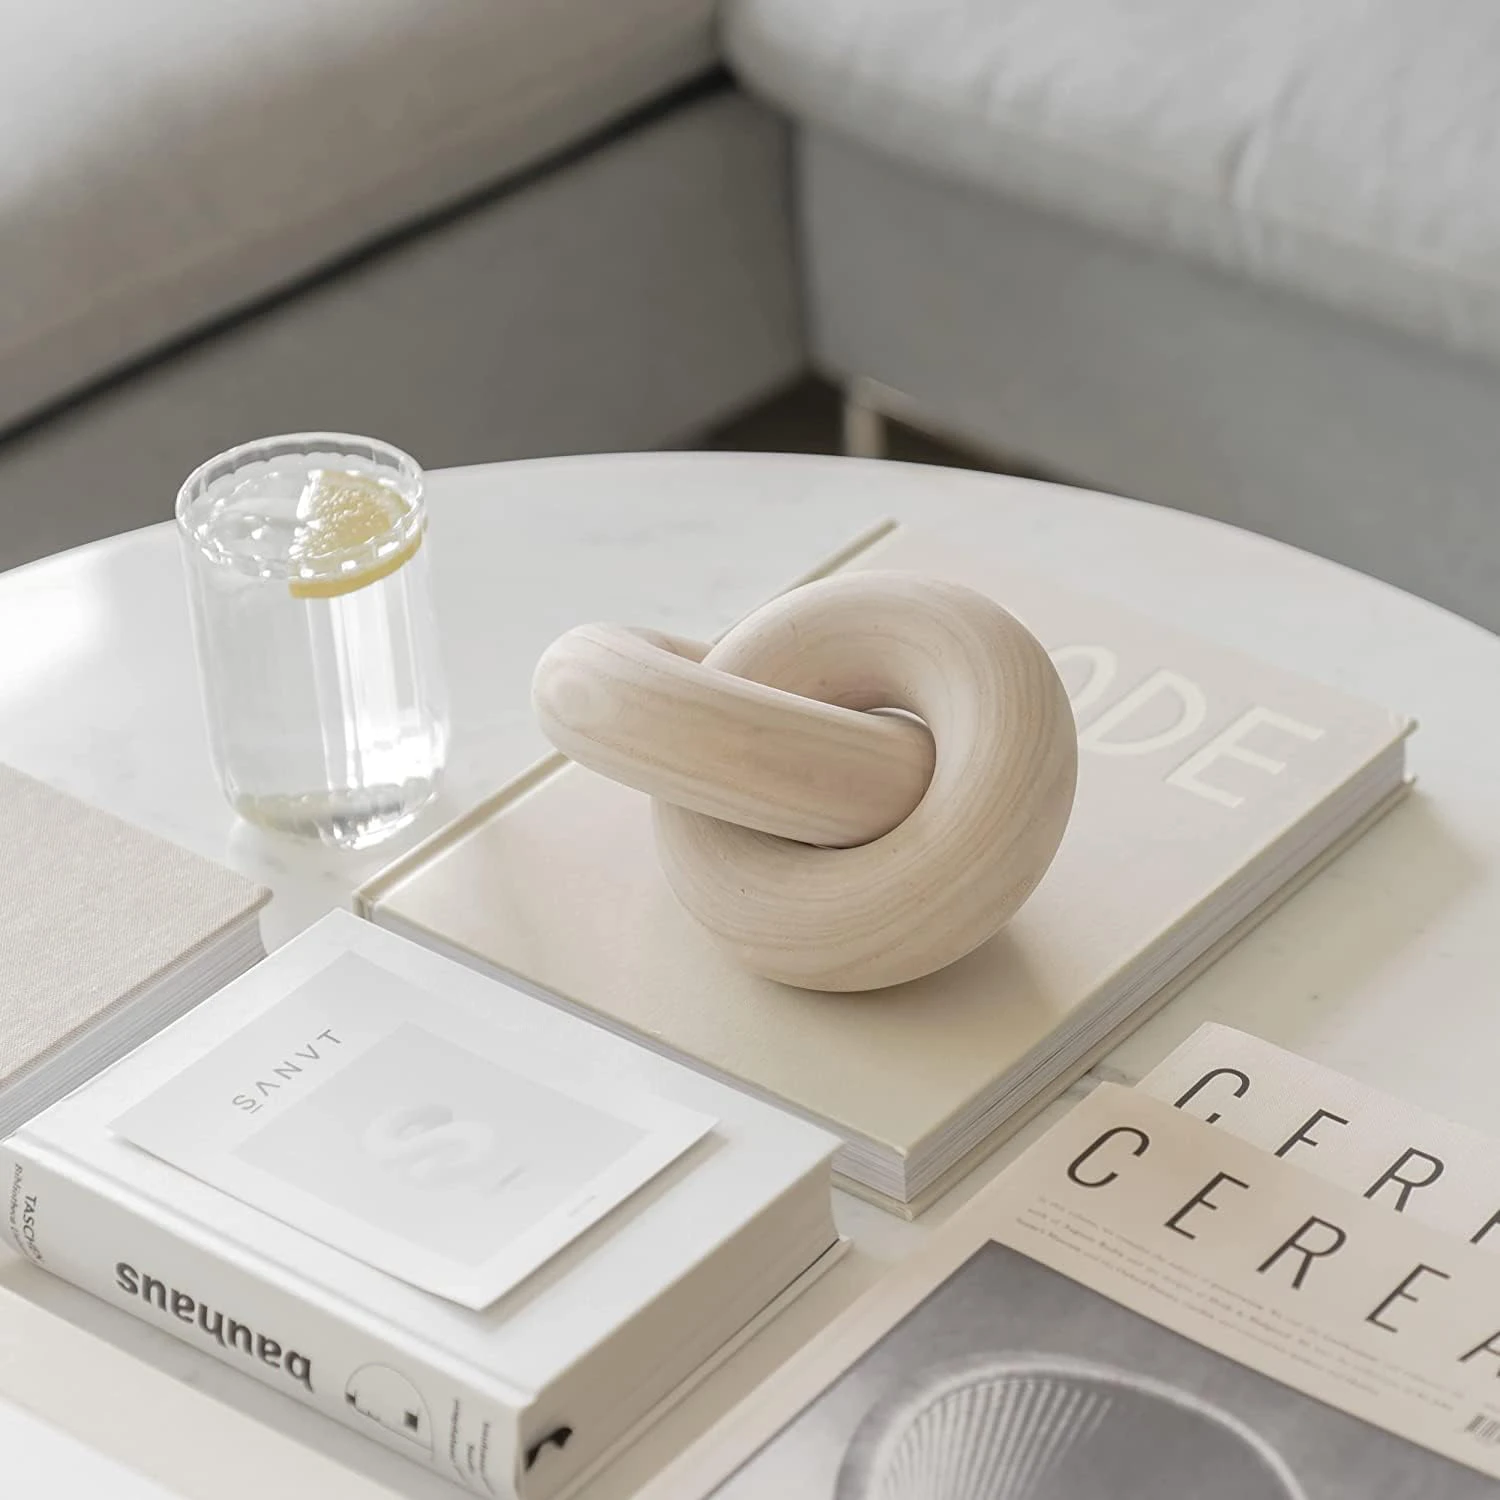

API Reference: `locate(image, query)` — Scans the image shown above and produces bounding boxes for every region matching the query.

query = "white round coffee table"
[1,453,1496,1499]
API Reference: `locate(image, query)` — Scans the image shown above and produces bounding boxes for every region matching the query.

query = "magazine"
[645,1077,1500,1498]
[1137,1023,1500,1247]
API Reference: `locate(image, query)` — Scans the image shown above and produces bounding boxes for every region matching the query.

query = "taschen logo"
[231,1027,343,1115]
[7,1163,41,1264]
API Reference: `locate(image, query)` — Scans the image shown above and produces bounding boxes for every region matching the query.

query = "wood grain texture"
[533,572,1077,991]
[532,624,934,847]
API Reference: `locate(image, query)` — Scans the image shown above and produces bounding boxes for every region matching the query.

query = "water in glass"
[177,435,449,849]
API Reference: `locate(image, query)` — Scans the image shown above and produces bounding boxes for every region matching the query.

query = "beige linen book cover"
[1,763,268,1124]
[358,524,1412,1210]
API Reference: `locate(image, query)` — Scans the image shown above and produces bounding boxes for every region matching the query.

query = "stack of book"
[2,912,840,1500]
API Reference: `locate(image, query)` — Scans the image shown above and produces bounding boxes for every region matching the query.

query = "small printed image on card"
[112,953,714,1308]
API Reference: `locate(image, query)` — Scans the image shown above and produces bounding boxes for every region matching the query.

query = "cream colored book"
[0,763,268,1136]
[357,523,1412,1212]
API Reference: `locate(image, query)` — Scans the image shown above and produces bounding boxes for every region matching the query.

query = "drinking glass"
[177,433,449,849]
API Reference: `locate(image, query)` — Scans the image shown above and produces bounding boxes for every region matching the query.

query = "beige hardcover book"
[358,524,1413,1211]
[1,763,268,1134]
[641,1085,1500,1499]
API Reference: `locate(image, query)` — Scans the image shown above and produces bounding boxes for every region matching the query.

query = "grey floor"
[707,377,1011,472]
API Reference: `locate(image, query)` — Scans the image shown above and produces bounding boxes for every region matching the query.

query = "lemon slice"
[287,468,422,599]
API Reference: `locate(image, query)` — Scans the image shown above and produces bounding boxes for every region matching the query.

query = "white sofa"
[0,0,801,569]
[726,0,1500,630]
[10,0,1500,632]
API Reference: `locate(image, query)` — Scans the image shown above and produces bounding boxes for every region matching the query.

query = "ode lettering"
[1051,646,1324,810]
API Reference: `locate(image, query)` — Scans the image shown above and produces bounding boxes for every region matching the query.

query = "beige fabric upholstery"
[727,0,1500,369]
[1,0,715,428]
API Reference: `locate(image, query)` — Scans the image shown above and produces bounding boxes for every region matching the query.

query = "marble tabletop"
[0,452,1495,1498]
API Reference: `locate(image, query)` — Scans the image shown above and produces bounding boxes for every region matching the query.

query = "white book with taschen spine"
[357,522,1413,1213]
[1,911,841,1500]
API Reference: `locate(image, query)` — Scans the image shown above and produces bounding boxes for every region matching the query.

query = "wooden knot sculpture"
[532,572,1078,992]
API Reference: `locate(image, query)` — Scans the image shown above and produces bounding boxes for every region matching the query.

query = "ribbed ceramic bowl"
[834,1355,1306,1500]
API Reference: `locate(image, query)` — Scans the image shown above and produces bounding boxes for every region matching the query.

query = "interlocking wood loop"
[532,572,1078,991]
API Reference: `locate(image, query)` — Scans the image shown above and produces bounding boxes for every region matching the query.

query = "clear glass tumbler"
[177,433,449,849]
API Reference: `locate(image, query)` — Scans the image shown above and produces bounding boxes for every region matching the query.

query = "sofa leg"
[842,382,888,459]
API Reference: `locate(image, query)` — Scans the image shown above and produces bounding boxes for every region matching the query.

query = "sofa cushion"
[726,0,1500,368]
[2,0,714,429]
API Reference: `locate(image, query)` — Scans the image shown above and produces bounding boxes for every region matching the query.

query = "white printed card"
[113,952,714,1308]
